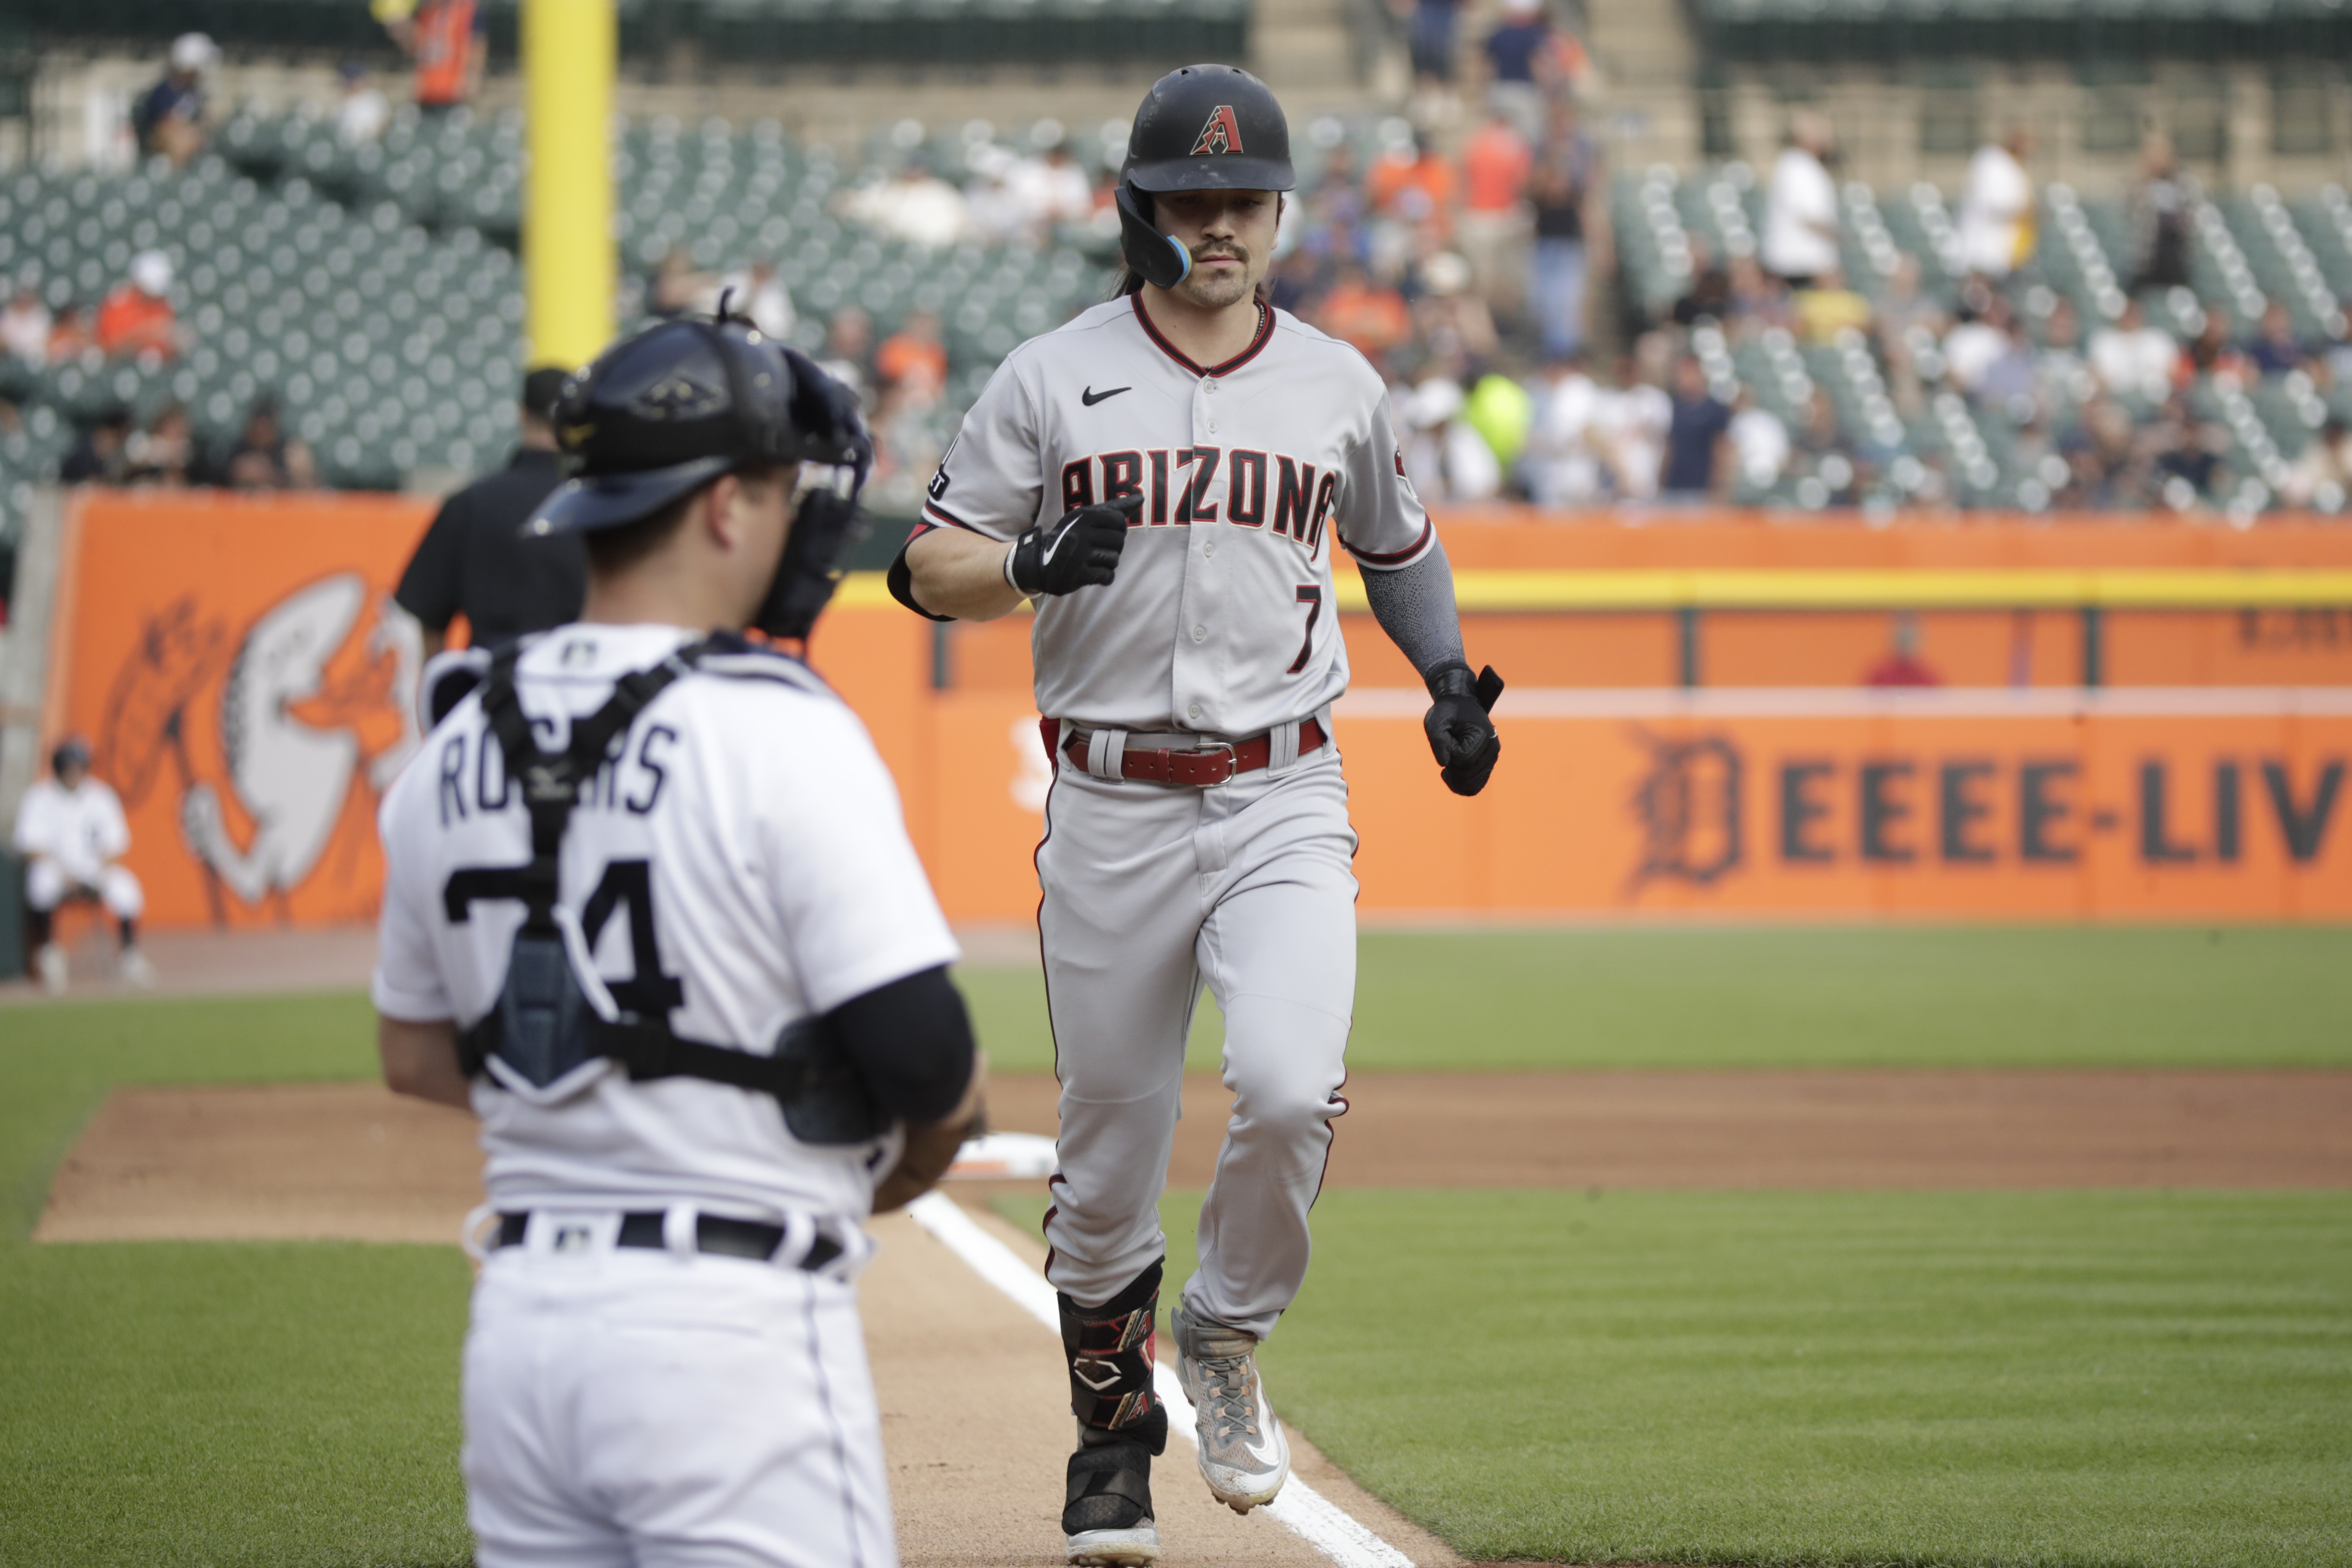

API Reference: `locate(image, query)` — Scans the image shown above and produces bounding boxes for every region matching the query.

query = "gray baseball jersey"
[918,294,1434,735]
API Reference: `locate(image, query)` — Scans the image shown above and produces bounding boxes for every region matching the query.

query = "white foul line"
[905,1192,1417,1568]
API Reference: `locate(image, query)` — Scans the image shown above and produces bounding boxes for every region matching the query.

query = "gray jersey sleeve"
[1357,536,1466,680]
[921,358,1044,543]
[1333,381,1436,571]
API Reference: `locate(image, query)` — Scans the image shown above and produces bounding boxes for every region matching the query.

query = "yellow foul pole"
[523,0,615,369]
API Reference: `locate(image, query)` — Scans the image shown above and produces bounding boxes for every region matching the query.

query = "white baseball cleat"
[34,943,67,995]
[119,948,156,990]
[1172,1301,1290,1514]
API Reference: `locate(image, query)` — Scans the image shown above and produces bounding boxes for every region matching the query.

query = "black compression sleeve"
[1358,536,1467,679]
[888,535,957,622]
[828,964,976,1123]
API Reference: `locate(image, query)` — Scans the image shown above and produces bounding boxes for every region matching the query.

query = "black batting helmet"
[1116,65,1295,291]
[525,313,873,640]
[52,736,92,776]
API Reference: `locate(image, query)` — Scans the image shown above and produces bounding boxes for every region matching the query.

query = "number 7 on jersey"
[1287,584,1321,675]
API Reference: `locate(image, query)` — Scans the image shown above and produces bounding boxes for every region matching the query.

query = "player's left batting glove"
[1005,493,1141,596]
[1423,660,1503,797]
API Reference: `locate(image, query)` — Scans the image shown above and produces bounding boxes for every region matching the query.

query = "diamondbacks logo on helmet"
[1190,106,1245,156]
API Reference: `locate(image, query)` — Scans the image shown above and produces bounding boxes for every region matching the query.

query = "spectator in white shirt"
[13,737,152,993]
[2280,417,2350,510]
[1957,127,2035,279]
[1761,111,1841,287]
[1008,141,1094,237]
[334,61,389,146]
[839,159,971,249]
[1595,349,1674,502]
[2088,298,2180,402]
[1727,390,1791,491]
[708,258,795,340]
[1,280,50,367]
[1522,355,1605,506]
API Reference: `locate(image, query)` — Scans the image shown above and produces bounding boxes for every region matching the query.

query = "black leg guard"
[1059,1259,1169,1456]
[27,907,52,948]
[1064,1442,1156,1534]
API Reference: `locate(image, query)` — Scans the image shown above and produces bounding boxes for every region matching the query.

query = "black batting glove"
[1424,660,1502,798]
[1005,494,1140,596]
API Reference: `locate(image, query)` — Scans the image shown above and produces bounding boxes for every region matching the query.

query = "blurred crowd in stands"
[1268,15,2352,516]
[11,3,2352,524]
[1,238,313,490]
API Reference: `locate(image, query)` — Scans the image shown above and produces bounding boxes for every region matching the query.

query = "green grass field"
[0,992,473,1568]
[966,926,2352,1074]
[3,926,2349,1566]
[1001,1188,2352,1568]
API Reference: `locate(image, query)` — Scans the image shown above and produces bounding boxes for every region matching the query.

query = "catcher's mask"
[1117,63,1295,292]
[523,306,874,641]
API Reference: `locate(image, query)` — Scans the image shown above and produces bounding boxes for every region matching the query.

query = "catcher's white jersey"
[921,294,1434,735]
[372,624,959,1224]
[13,777,132,885]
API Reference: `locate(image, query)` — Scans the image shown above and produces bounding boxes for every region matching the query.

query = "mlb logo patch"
[1191,106,1245,156]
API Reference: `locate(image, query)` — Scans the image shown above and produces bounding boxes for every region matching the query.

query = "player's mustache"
[1191,242,1249,264]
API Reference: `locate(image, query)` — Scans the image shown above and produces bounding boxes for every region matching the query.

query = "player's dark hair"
[581,464,789,576]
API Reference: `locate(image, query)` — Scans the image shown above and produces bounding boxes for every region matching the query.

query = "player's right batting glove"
[1005,494,1140,596]
[1424,660,1503,797]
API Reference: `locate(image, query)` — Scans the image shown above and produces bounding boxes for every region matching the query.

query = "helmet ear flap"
[1116,182,1191,291]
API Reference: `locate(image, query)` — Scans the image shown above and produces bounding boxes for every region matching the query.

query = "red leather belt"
[1058,717,1326,787]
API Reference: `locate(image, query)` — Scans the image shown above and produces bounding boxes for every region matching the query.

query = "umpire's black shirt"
[395,447,584,648]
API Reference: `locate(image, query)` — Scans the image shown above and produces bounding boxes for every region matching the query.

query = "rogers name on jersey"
[427,717,679,828]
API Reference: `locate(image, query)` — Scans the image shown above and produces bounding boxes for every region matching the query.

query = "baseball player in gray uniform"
[374,314,987,1568]
[887,65,1500,1568]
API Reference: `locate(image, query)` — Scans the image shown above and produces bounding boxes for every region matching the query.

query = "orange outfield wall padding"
[40,491,2352,929]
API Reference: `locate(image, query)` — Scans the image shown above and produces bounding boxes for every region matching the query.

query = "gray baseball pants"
[1037,741,1356,1341]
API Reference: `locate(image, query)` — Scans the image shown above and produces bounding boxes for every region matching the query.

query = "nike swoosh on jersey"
[1081,385,1131,406]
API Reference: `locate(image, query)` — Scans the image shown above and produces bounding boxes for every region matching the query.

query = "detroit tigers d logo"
[1190,106,1244,156]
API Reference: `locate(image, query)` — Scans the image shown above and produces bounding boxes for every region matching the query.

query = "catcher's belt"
[491,1210,846,1270]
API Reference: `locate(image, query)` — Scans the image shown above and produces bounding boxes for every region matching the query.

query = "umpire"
[395,366,585,654]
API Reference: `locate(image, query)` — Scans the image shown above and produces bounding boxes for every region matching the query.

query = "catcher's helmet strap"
[1117,183,1192,292]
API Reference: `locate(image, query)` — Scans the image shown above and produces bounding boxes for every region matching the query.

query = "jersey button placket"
[1175,374,1220,731]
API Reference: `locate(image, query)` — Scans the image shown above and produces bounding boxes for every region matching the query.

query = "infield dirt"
[35,1068,2352,1245]
[33,1068,2351,1568]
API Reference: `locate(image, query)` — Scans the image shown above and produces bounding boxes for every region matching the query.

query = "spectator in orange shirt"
[1367,130,1459,240]
[96,252,179,362]
[383,0,483,112]
[1314,260,1413,371]
[875,309,949,408]
[1456,106,1533,322]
